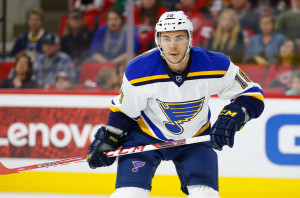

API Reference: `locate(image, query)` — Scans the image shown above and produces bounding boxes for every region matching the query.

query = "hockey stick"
[0,135,210,175]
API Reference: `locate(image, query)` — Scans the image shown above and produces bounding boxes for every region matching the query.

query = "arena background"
[0,91,299,198]
[1,0,300,197]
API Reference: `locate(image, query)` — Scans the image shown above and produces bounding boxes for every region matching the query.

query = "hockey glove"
[87,126,126,169]
[211,103,249,151]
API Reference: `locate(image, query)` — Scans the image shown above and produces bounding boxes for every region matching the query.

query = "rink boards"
[0,92,300,198]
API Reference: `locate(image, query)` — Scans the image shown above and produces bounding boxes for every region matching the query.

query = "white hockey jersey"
[110,47,264,141]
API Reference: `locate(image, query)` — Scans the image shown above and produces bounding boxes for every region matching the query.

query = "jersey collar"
[160,53,192,87]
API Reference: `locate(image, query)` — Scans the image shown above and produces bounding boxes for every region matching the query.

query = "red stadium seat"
[83,14,97,30]
[0,62,14,83]
[239,64,268,87]
[79,62,117,84]
[58,15,68,37]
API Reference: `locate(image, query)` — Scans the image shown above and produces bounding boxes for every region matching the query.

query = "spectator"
[90,7,140,65]
[244,11,286,65]
[276,0,300,40]
[55,72,75,90]
[179,0,214,48]
[285,71,300,95]
[34,34,76,90]
[267,39,300,88]
[275,0,290,15]
[60,9,94,74]
[255,0,275,12]
[209,0,224,20]
[117,63,126,82]
[207,9,245,63]
[97,67,119,91]
[72,0,115,16]
[0,52,38,89]
[162,0,181,10]
[9,10,49,60]
[231,0,260,37]
[134,0,168,52]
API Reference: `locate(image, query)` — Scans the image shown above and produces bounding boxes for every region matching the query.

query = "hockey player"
[87,11,264,198]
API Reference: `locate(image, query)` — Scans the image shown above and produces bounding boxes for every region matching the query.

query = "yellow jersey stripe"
[137,117,156,138]
[129,70,227,85]
[129,74,170,85]
[187,70,227,77]
[110,105,123,113]
[193,121,210,137]
[242,93,264,103]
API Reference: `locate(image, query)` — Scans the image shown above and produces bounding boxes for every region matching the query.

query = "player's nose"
[169,41,177,49]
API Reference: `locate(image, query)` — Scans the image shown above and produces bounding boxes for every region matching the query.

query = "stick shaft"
[105,135,210,157]
[0,135,210,175]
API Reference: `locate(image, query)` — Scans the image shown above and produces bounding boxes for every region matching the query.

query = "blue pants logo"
[132,161,145,172]
[266,114,300,165]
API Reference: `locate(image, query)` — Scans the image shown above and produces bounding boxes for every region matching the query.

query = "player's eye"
[162,37,171,42]
[176,37,188,44]
[176,38,183,42]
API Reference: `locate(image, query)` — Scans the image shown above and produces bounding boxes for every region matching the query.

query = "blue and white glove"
[87,126,126,169]
[211,103,249,151]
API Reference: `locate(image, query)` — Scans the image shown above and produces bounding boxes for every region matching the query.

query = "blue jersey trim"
[125,47,230,87]
[187,74,225,80]
[243,87,264,95]
[141,111,173,141]
[133,116,140,121]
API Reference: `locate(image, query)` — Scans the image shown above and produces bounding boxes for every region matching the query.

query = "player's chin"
[167,55,182,63]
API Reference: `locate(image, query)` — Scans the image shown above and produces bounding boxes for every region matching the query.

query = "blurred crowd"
[0,0,300,95]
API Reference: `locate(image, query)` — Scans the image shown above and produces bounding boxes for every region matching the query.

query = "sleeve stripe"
[110,105,140,121]
[244,87,264,96]
[239,93,265,103]
[110,105,123,113]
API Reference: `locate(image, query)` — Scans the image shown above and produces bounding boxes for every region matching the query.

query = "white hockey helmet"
[155,11,194,64]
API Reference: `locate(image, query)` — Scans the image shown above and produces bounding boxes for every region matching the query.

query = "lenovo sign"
[5,122,101,148]
[0,107,110,158]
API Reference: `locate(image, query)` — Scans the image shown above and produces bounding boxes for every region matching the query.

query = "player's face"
[160,31,190,72]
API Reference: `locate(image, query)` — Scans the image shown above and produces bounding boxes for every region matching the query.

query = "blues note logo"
[157,97,205,135]
[132,161,146,172]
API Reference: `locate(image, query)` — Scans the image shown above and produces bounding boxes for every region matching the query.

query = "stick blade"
[0,162,13,175]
